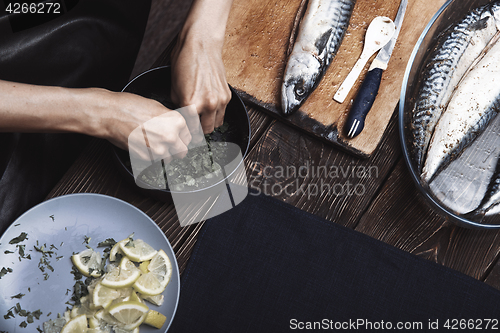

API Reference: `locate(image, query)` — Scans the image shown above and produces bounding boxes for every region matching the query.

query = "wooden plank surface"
[245,107,401,228]
[222,0,447,157]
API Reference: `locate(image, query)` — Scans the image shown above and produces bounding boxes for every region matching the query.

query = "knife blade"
[344,0,408,139]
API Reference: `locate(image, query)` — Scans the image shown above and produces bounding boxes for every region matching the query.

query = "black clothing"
[0,0,152,234]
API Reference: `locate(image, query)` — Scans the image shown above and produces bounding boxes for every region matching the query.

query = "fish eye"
[295,85,305,97]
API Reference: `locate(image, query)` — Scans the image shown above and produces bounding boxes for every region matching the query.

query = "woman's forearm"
[179,0,234,45]
[0,79,193,156]
[170,0,234,133]
[0,79,101,136]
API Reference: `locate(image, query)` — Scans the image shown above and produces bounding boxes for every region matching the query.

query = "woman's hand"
[89,89,193,162]
[170,37,231,134]
[169,0,234,134]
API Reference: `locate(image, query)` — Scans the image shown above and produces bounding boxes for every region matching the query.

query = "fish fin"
[315,28,334,61]
[287,0,309,58]
[469,16,490,31]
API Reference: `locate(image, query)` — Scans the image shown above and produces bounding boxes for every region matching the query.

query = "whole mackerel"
[411,3,500,173]
[421,35,500,184]
[281,0,355,115]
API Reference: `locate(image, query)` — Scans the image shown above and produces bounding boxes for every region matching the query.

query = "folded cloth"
[169,193,500,332]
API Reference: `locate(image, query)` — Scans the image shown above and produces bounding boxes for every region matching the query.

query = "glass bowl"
[399,0,500,229]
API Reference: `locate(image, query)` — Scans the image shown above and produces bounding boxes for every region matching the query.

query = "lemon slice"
[148,249,172,288]
[60,314,88,333]
[107,301,149,329]
[143,310,167,329]
[130,290,142,303]
[109,239,127,262]
[100,258,141,289]
[133,272,165,296]
[119,239,157,262]
[93,282,122,309]
[72,249,103,278]
[87,317,99,329]
[139,260,149,274]
[71,296,97,319]
[142,294,164,306]
[94,309,120,326]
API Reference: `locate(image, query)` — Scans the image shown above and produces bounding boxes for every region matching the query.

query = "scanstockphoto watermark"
[248,161,379,199]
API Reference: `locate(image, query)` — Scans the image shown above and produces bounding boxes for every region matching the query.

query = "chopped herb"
[4,309,14,319]
[14,223,20,226]
[11,293,25,299]
[9,232,28,244]
[37,326,43,333]
[34,244,53,255]
[216,122,230,133]
[43,273,49,280]
[49,215,54,221]
[70,265,83,280]
[81,255,91,264]
[0,267,13,279]
[32,310,42,320]
[27,314,34,323]
[19,321,27,328]
[4,250,14,254]
[97,238,116,247]
[56,256,63,261]
[17,244,25,257]
[83,236,91,244]
[114,253,123,263]
[70,279,89,306]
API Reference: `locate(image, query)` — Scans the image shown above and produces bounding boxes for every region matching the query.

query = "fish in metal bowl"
[400,0,500,228]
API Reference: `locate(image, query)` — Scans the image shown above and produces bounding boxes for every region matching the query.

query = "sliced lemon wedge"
[100,257,141,289]
[60,314,88,333]
[148,249,172,288]
[71,248,103,278]
[119,238,157,262]
[133,272,165,296]
[107,301,149,330]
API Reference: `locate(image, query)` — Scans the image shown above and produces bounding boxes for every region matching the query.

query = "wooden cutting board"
[222,0,447,158]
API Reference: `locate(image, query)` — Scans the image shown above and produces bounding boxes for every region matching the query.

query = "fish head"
[281,52,321,115]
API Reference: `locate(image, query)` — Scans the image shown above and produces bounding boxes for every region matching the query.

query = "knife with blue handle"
[344,0,408,139]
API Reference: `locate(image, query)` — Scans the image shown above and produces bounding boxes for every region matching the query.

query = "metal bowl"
[112,66,251,203]
[399,0,500,229]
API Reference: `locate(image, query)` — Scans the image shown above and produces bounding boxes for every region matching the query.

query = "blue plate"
[0,193,180,332]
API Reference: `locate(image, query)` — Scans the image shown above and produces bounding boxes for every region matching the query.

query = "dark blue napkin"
[169,193,500,332]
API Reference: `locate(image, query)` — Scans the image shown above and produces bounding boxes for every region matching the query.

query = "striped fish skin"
[410,4,499,173]
[421,37,500,184]
[281,0,355,115]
